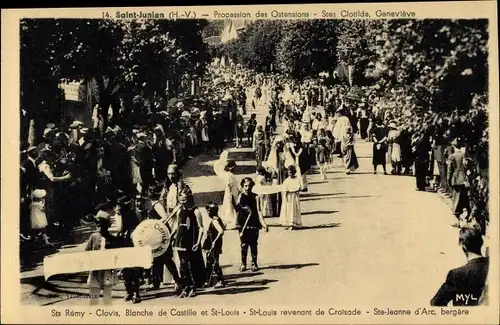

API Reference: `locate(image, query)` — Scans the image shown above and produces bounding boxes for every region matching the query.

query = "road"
[20,86,471,307]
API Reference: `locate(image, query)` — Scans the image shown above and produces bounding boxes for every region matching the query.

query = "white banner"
[252,184,285,195]
[43,246,153,280]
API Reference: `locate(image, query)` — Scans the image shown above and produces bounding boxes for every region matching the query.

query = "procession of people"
[20,60,489,305]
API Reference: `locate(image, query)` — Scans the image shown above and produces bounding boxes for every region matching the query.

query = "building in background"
[59,81,93,126]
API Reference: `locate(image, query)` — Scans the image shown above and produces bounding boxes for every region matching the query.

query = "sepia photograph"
[2,2,499,324]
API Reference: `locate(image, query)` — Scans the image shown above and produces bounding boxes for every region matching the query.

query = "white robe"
[214,158,240,228]
[333,116,351,141]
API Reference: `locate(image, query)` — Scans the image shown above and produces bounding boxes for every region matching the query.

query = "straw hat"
[32,189,47,199]
[70,120,84,129]
[43,128,53,138]
[94,210,111,225]
[80,127,89,134]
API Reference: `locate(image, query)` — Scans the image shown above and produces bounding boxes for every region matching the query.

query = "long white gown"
[214,154,240,228]
[279,176,302,227]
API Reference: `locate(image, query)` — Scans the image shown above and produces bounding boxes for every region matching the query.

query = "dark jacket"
[431,257,489,306]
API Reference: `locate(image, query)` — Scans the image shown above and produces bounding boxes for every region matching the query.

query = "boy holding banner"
[85,210,120,305]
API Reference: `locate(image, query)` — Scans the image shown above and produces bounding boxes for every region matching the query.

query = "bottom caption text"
[51,307,472,319]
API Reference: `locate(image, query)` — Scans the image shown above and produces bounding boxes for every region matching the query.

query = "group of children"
[82,173,269,305]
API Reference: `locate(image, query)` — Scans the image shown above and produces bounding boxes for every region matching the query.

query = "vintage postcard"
[1,1,499,324]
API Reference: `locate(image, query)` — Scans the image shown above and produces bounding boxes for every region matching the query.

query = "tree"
[53,19,126,128]
[276,20,338,80]
[365,19,488,113]
[336,20,377,85]
[20,19,65,146]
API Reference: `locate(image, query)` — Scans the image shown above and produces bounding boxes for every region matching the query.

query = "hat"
[45,123,56,130]
[32,189,47,199]
[70,121,84,129]
[43,128,53,138]
[117,195,132,206]
[388,122,397,129]
[26,146,37,153]
[80,127,89,134]
[104,127,114,135]
[95,202,114,212]
[136,132,147,139]
[95,210,111,223]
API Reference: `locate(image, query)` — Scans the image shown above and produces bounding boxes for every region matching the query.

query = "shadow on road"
[302,210,339,216]
[302,195,375,202]
[308,181,327,185]
[300,193,345,198]
[229,279,278,287]
[140,290,177,302]
[193,191,225,207]
[232,165,257,175]
[260,263,319,270]
[199,286,269,296]
[295,223,342,230]
[227,150,255,161]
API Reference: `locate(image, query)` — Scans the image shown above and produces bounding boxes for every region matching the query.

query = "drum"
[132,220,171,258]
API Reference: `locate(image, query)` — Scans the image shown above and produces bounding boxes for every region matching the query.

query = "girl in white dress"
[255,167,273,218]
[214,154,240,229]
[30,189,53,247]
[279,165,302,230]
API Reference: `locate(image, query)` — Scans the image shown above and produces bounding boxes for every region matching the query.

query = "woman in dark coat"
[372,119,388,174]
[413,132,432,191]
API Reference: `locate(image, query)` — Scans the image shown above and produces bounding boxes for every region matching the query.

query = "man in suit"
[431,227,489,306]
[447,138,471,225]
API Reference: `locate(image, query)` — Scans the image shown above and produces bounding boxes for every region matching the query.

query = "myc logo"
[456,294,478,305]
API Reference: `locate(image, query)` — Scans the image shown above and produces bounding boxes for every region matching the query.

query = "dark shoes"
[214,281,226,289]
[147,284,160,291]
[132,294,141,304]
[179,288,197,298]
[124,293,141,303]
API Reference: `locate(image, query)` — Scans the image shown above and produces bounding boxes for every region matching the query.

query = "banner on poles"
[43,246,153,280]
